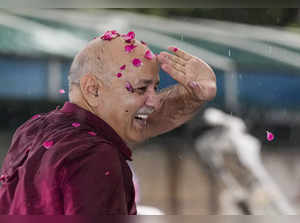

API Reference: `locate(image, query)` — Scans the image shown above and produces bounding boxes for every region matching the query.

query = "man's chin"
[126,133,148,146]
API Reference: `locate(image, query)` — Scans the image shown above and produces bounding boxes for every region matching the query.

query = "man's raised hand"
[157,46,217,102]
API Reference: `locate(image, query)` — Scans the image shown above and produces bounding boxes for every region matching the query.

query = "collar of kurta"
[60,102,133,161]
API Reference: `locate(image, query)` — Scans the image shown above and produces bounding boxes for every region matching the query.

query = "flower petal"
[125,44,137,53]
[88,131,97,136]
[125,82,134,93]
[141,40,147,45]
[266,131,274,141]
[132,58,142,67]
[121,31,135,42]
[144,50,155,60]
[72,122,80,128]
[117,73,122,78]
[43,141,54,149]
[100,30,120,41]
[32,114,41,120]
[105,171,110,176]
[120,64,126,70]
[173,47,178,52]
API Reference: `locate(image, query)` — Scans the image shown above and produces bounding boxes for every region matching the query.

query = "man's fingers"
[161,64,187,85]
[158,54,185,73]
[159,52,186,66]
[168,46,193,61]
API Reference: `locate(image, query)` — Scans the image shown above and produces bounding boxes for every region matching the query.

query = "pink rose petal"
[32,114,41,120]
[173,47,178,52]
[266,131,274,141]
[100,30,120,41]
[122,31,135,43]
[43,141,54,149]
[144,50,155,60]
[0,175,5,181]
[59,89,65,94]
[120,64,126,70]
[132,58,142,67]
[72,122,80,128]
[125,44,137,53]
[125,82,134,93]
[105,171,110,176]
[88,131,97,136]
[117,73,122,78]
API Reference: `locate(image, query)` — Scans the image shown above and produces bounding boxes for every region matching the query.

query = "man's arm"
[146,46,217,138]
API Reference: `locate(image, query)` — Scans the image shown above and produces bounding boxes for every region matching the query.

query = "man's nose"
[145,91,160,111]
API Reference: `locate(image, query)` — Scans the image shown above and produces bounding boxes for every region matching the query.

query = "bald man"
[0,31,216,215]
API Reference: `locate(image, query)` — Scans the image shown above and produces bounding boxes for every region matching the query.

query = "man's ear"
[80,74,102,107]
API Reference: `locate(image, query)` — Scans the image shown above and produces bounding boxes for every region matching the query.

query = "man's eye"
[135,87,147,94]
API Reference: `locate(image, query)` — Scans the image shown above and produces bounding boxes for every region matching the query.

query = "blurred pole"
[48,59,62,101]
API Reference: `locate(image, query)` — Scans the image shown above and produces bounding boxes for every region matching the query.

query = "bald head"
[68,35,151,95]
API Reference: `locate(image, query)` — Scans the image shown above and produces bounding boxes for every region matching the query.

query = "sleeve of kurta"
[61,144,128,215]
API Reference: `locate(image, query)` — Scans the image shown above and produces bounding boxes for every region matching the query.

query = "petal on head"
[144,50,155,60]
[132,58,142,67]
[120,64,126,70]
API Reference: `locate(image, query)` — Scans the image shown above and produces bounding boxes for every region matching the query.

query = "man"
[0,30,216,215]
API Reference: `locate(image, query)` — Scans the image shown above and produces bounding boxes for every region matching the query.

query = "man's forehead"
[135,78,160,85]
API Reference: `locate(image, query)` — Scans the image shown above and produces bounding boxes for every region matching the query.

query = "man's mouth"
[134,114,149,128]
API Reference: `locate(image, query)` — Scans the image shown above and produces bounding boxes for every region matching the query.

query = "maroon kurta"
[0,102,136,215]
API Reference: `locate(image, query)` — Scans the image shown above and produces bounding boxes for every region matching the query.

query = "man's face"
[97,38,160,144]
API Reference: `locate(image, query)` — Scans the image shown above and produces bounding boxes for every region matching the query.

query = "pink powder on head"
[132,58,142,67]
[144,50,155,60]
